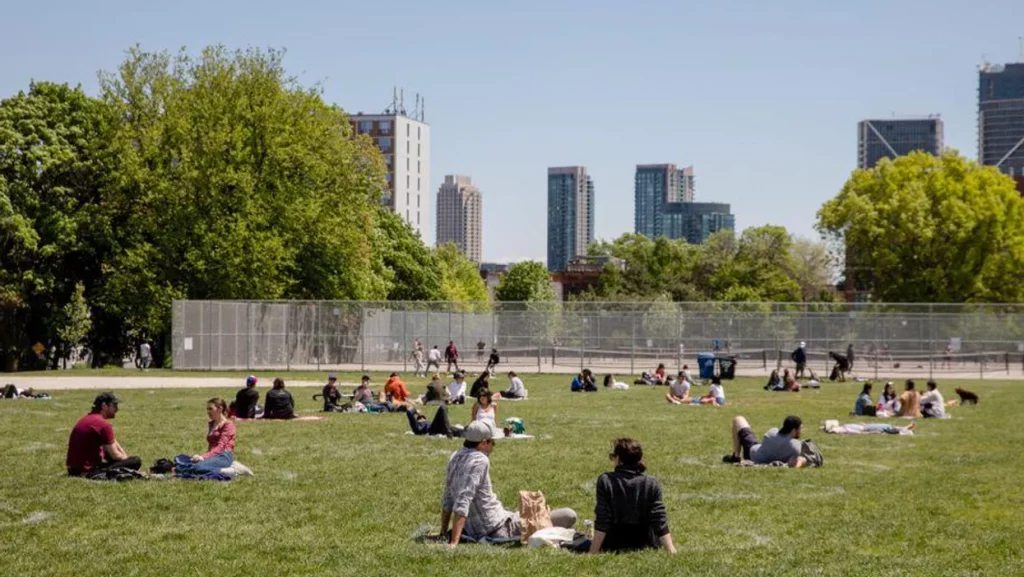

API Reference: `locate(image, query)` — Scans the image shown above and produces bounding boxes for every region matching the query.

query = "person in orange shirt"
[898,379,921,418]
[384,372,412,405]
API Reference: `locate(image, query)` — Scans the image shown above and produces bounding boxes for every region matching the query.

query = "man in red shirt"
[66,392,141,477]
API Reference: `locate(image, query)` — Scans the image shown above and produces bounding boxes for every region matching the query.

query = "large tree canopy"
[494,261,556,302]
[817,151,1024,302]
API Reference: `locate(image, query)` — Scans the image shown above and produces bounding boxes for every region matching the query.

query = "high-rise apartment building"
[979,62,1024,194]
[436,175,482,263]
[634,164,696,237]
[547,167,594,272]
[349,99,431,237]
[857,117,944,169]
[660,202,735,245]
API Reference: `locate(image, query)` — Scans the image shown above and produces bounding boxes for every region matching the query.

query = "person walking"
[445,341,461,373]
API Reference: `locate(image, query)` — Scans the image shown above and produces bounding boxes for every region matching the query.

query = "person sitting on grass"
[469,371,491,400]
[175,398,236,477]
[723,415,808,467]
[424,374,451,404]
[384,372,413,406]
[233,375,260,419]
[653,363,667,385]
[263,378,296,420]
[448,372,468,405]
[589,438,676,554]
[666,371,691,404]
[407,404,461,437]
[920,380,947,419]
[440,420,578,547]
[764,369,784,391]
[352,375,375,405]
[783,371,802,392]
[66,392,142,477]
[572,369,598,392]
[877,382,900,416]
[471,389,498,426]
[693,377,726,405]
[898,380,922,418]
[320,374,344,412]
[852,382,875,416]
[604,374,630,390]
[500,371,526,399]
[680,365,695,387]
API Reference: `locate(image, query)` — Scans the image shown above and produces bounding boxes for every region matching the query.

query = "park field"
[1,372,1022,576]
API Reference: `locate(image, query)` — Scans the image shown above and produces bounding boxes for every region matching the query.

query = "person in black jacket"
[319,374,343,412]
[589,438,676,554]
[469,372,490,399]
[486,348,500,374]
[791,342,807,378]
[263,378,296,420]
[233,375,260,419]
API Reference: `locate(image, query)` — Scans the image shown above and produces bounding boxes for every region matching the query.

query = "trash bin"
[697,353,716,379]
[717,357,737,380]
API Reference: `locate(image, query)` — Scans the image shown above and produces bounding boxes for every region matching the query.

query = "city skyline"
[3,1,1023,263]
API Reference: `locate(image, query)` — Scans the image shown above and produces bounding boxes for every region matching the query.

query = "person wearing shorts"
[723,415,807,467]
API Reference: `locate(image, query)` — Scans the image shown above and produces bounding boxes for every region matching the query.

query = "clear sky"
[2,0,1022,263]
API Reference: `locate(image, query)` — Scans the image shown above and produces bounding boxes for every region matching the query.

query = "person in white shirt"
[694,377,726,406]
[448,372,467,405]
[665,372,691,404]
[426,346,443,372]
[500,371,527,399]
[471,390,497,426]
[920,380,947,419]
[138,341,152,370]
[603,374,630,390]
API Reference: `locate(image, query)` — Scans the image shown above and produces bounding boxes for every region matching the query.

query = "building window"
[417,143,421,155]
[406,158,410,171]
[406,210,410,222]
[385,173,392,183]
[417,160,420,173]
[417,196,420,208]
[406,123,410,137]
[417,126,421,139]
[379,120,392,135]
[417,178,420,191]
[406,141,410,154]
[407,175,410,188]
[417,211,420,225]
[406,193,409,205]
[378,137,392,153]
[359,120,372,133]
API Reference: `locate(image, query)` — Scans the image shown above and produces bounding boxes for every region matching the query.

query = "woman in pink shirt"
[174,398,236,477]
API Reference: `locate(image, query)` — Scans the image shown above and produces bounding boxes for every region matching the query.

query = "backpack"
[800,439,824,467]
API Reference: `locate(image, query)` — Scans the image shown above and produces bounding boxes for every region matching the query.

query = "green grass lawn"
[1,374,1022,576]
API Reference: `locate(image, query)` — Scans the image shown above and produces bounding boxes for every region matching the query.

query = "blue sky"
[2,0,1022,263]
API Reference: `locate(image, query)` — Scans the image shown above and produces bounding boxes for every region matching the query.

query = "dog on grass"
[954,387,979,405]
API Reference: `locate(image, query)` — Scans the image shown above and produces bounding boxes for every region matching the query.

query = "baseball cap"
[92,391,121,409]
[246,375,258,386]
[463,420,500,443]
[799,342,806,348]
[328,373,337,381]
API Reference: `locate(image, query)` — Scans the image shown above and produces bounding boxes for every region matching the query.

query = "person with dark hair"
[920,380,946,419]
[426,346,442,373]
[603,374,630,390]
[407,404,462,437]
[440,420,577,547]
[448,372,468,405]
[723,415,808,467]
[764,369,784,391]
[853,383,875,416]
[589,438,676,554]
[471,389,498,426]
[445,341,461,373]
[486,348,500,374]
[652,363,667,386]
[320,374,343,412]
[665,371,691,404]
[898,380,922,417]
[175,398,236,477]
[500,371,526,399]
[572,369,598,392]
[846,343,856,372]
[263,378,296,420]
[66,392,142,477]
[424,374,451,404]
[384,372,412,406]
[352,375,375,405]
[791,342,807,378]
[877,382,900,416]
[469,371,491,399]
[694,377,726,405]
[233,375,260,419]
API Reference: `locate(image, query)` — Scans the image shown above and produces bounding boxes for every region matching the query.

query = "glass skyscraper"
[660,202,735,245]
[634,164,730,243]
[547,167,594,272]
[979,62,1024,192]
[857,117,943,169]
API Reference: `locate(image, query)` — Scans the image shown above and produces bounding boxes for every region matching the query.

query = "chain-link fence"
[171,300,1024,378]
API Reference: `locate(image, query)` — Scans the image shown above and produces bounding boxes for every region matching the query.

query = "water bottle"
[583,519,594,539]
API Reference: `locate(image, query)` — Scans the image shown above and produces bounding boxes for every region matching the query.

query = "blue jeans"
[174,452,234,477]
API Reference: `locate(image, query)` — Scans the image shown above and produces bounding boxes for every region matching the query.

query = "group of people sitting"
[632,363,696,387]
[852,379,954,419]
[571,366,726,406]
[763,368,818,392]
[232,375,300,420]
[66,392,236,480]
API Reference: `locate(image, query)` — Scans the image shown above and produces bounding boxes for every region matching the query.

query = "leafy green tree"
[434,243,489,304]
[374,208,444,301]
[0,82,106,370]
[590,234,702,301]
[818,151,1024,302]
[494,261,555,302]
[55,283,91,369]
[788,237,835,301]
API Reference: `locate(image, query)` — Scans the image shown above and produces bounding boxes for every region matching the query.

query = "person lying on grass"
[175,398,236,477]
[665,372,691,404]
[822,420,916,435]
[499,371,526,400]
[723,415,808,467]
[603,374,630,390]
[440,420,577,547]
[263,378,296,420]
[590,438,676,554]
[407,405,462,437]
[66,392,142,477]
[691,377,725,405]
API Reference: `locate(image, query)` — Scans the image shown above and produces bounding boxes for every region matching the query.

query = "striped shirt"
[441,447,515,538]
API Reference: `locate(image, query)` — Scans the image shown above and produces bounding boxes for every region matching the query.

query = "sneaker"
[722,454,741,464]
